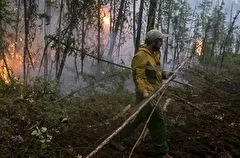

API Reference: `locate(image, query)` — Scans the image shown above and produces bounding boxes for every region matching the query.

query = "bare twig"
[170,93,200,110]
[171,79,194,88]
[89,104,132,128]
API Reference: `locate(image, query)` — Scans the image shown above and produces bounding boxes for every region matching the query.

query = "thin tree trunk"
[156,0,162,30]
[23,0,29,85]
[146,0,158,32]
[107,0,126,58]
[133,0,136,47]
[135,0,144,53]
[81,1,85,75]
[56,30,72,82]
[44,0,51,78]
[97,0,101,75]
[14,0,20,57]
[109,0,112,32]
[55,0,64,78]
[163,2,171,65]
[74,52,79,80]
[113,0,116,31]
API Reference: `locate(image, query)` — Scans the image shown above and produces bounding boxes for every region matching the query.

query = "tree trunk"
[55,0,64,78]
[97,0,101,75]
[23,0,29,84]
[133,0,136,46]
[81,1,85,75]
[56,29,72,82]
[156,0,162,30]
[44,0,51,78]
[146,0,158,32]
[107,0,126,59]
[163,1,172,65]
[135,0,144,53]
[14,0,20,58]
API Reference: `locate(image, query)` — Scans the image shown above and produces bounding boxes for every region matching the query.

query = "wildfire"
[100,7,111,46]
[101,7,110,28]
[0,66,10,84]
[103,16,110,26]
[196,37,203,56]
[0,40,23,84]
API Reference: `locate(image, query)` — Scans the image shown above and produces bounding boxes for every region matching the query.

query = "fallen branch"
[171,80,194,88]
[170,93,200,110]
[89,104,132,128]
[85,57,190,158]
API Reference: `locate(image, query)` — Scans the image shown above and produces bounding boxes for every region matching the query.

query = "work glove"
[143,90,150,98]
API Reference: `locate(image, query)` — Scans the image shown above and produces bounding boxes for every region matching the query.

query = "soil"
[1,71,239,158]
[88,71,240,158]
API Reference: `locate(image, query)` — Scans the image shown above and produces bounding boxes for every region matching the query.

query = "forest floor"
[97,69,240,158]
[0,68,240,158]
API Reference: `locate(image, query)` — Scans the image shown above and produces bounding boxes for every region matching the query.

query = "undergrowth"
[0,78,134,157]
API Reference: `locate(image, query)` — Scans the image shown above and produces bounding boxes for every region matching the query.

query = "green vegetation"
[0,80,134,157]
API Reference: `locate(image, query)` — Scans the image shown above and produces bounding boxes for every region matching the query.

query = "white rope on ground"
[85,57,191,158]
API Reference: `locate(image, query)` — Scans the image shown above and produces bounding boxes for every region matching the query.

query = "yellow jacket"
[131,44,165,94]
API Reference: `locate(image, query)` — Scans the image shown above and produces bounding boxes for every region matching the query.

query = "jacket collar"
[138,44,159,57]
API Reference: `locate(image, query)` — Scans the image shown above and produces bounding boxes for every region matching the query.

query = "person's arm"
[132,53,155,95]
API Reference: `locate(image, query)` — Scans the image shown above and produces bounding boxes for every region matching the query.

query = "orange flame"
[0,40,23,84]
[196,37,203,56]
[0,66,10,84]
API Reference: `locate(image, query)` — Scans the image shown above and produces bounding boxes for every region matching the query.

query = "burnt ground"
[92,71,240,158]
[0,70,240,158]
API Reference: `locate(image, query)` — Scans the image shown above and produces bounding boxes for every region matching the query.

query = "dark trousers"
[119,92,169,154]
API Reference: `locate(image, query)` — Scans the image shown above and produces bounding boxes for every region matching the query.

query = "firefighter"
[111,29,173,158]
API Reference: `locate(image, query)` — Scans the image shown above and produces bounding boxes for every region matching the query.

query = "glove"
[143,90,150,98]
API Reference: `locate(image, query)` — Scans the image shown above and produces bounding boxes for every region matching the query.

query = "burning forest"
[0,0,240,157]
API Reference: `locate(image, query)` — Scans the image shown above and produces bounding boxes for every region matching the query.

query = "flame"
[100,7,110,46]
[196,37,203,56]
[101,7,110,29]
[0,40,23,84]
[103,16,110,26]
[0,66,11,84]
